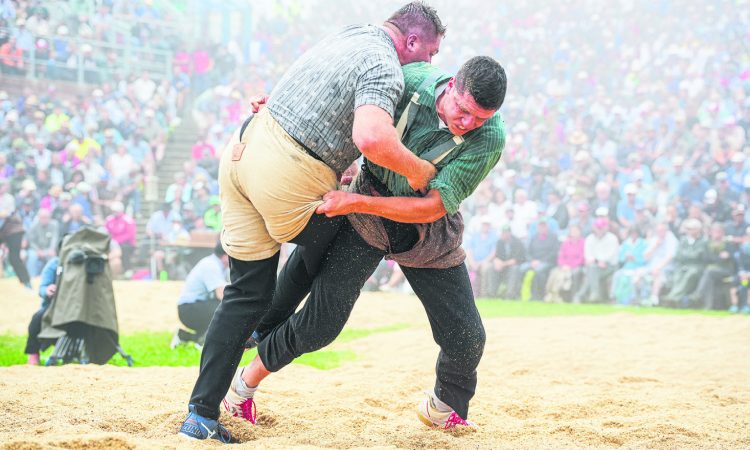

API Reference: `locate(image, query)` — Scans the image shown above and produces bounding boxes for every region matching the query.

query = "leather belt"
[239,114,325,164]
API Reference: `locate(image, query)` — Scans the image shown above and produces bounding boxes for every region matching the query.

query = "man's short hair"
[386,1,446,38]
[213,242,227,258]
[455,56,507,111]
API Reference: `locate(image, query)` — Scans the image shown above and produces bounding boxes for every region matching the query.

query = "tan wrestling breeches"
[218,108,338,261]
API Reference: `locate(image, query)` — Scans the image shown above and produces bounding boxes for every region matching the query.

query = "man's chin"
[448,125,468,136]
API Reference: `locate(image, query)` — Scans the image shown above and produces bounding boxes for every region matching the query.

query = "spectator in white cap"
[134,71,157,106]
[516,217,559,301]
[486,223,526,299]
[71,180,95,219]
[25,208,59,278]
[592,181,618,222]
[545,189,569,230]
[631,169,656,205]
[666,155,689,197]
[13,18,34,53]
[638,222,679,306]
[146,202,176,241]
[17,196,36,229]
[59,201,88,237]
[610,226,647,305]
[48,152,66,187]
[662,218,709,307]
[619,152,653,187]
[571,149,597,194]
[687,223,735,310]
[702,188,730,223]
[616,183,641,229]
[181,203,198,232]
[714,171,739,204]
[573,217,619,303]
[105,200,136,275]
[724,205,748,251]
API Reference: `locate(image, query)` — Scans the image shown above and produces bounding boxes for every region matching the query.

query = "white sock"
[233,368,258,399]
[430,390,452,412]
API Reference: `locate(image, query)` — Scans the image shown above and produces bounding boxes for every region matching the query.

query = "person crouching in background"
[171,243,229,350]
[25,239,63,365]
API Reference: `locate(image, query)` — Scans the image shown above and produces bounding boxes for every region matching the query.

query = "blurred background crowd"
[0,0,749,312]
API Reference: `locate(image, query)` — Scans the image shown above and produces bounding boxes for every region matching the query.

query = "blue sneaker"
[178,405,237,443]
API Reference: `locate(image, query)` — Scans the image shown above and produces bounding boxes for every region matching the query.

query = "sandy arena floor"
[1,279,749,449]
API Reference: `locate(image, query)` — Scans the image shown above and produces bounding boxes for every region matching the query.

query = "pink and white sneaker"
[222,384,257,425]
[416,391,477,430]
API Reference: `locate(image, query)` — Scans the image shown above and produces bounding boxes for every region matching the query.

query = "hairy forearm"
[347,190,447,224]
[352,105,433,187]
[359,125,425,179]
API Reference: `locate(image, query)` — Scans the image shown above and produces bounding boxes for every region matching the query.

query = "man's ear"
[406,33,418,50]
[445,77,456,92]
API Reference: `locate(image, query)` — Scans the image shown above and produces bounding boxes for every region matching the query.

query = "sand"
[1,278,749,449]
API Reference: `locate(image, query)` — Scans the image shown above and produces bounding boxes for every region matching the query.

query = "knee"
[465,325,486,365]
[293,317,346,354]
[473,325,487,353]
[446,323,485,366]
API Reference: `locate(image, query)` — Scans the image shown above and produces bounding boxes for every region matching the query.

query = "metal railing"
[0,27,173,85]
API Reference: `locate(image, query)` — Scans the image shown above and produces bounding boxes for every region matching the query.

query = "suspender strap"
[394,92,420,139]
[395,71,445,140]
[239,115,254,142]
[393,71,464,166]
[420,135,464,165]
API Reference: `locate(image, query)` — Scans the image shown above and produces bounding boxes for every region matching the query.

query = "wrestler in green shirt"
[368,61,506,216]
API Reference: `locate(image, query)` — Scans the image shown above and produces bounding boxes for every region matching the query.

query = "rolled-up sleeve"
[354,53,404,119]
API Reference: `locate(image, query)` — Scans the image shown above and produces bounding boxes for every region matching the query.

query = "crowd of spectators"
[450,0,750,312]
[0,78,177,278]
[234,0,750,312]
[0,0,232,280]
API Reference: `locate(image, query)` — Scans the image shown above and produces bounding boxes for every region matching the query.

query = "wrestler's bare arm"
[316,189,447,224]
[352,105,436,192]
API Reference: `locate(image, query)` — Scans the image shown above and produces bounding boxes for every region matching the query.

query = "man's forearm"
[360,125,427,180]
[352,105,434,189]
[345,190,447,224]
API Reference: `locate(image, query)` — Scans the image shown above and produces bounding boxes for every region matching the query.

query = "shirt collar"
[434,80,449,129]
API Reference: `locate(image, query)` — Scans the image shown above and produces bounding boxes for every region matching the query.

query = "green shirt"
[366,62,506,215]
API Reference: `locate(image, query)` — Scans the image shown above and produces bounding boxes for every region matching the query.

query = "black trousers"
[25,302,50,354]
[188,213,343,420]
[257,220,485,420]
[2,231,30,285]
[178,300,220,343]
[121,243,135,272]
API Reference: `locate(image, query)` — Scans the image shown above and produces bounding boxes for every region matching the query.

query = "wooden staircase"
[134,114,200,255]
